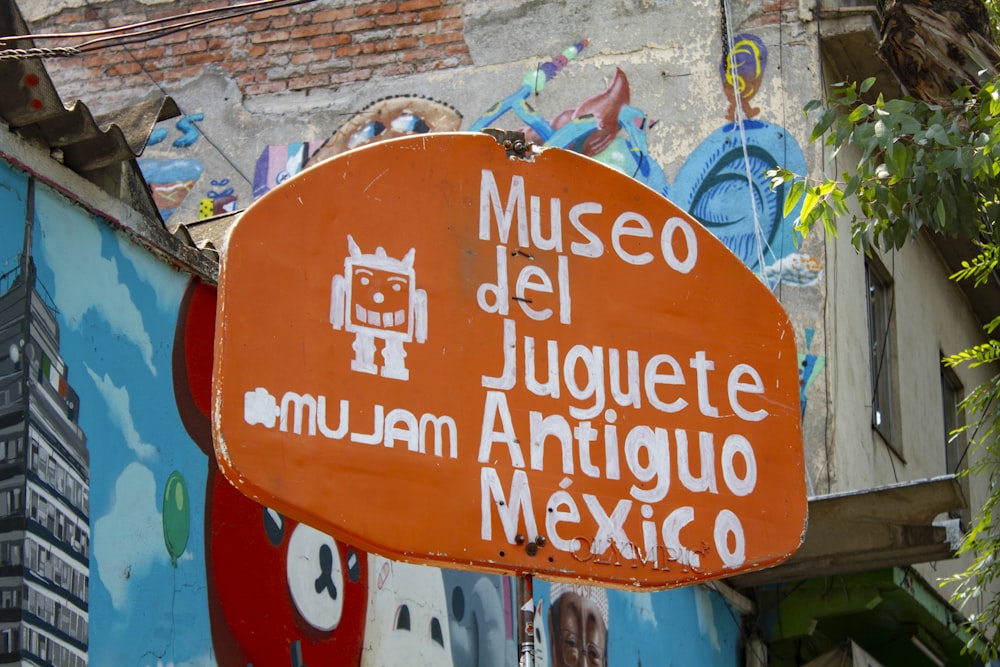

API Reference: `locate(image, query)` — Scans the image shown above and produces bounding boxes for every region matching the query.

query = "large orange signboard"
[214,133,806,589]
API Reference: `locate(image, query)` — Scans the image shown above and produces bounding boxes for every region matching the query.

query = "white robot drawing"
[331,235,427,381]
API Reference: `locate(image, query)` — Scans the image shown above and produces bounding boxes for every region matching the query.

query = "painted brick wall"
[32,0,471,106]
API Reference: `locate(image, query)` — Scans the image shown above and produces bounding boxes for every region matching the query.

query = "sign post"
[213,132,807,590]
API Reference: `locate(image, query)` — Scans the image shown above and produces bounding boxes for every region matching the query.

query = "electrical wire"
[953,390,994,474]
[720,0,781,288]
[0,0,312,58]
[61,0,290,189]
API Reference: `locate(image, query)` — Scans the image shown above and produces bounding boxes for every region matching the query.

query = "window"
[941,363,971,526]
[866,257,898,450]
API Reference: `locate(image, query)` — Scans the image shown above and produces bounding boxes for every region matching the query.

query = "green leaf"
[860,76,876,93]
[844,174,860,198]
[784,179,805,219]
[801,187,820,227]
[848,103,873,123]
[811,109,837,142]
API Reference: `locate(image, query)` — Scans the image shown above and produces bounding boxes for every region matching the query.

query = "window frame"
[865,256,900,454]
[940,361,971,526]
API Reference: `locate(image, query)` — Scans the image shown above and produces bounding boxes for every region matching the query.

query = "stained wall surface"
[7,0,983,663]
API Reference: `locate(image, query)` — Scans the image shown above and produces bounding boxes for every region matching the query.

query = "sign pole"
[517,573,535,667]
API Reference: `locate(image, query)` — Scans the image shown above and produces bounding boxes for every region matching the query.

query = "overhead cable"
[0,0,312,59]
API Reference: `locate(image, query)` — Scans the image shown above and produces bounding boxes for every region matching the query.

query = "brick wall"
[30,0,472,107]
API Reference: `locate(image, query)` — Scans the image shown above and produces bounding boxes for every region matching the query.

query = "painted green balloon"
[162,471,190,567]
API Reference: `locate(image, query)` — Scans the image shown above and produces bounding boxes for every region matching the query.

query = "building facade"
[0,0,996,664]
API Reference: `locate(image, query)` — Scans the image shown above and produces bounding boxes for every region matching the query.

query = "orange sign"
[214,133,806,589]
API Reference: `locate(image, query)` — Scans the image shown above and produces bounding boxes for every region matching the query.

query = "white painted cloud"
[694,585,721,651]
[85,365,157,460]
[94,462,168,611]
[629,591,658,627]
[151,652,216,667]
[35,191,157,375]
[117,234,187,313]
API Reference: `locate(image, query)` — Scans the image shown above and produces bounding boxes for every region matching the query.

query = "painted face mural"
[548,584,609,667]
[307,95,463,166]
[174,280,370,665]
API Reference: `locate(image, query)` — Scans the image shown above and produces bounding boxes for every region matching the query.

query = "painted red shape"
[174,279,369,666]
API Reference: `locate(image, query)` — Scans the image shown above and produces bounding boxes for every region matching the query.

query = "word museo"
[475,169,697,326]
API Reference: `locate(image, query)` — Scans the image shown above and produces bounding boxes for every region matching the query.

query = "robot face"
[347,264,413,335]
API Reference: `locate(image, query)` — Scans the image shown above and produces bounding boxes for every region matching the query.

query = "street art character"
[331,235,427,381]
[548,583,608,667]
[441,570,517,667]
[307,96,463,166]
[670,33,809,274]
[471,43,668,197]
[361,555,455,667]
[208,469,371,666]
[721,34,766,123]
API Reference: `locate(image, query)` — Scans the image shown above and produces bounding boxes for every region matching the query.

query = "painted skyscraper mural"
[0,180,89,666]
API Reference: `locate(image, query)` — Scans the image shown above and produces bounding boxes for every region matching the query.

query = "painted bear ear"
[173,278,217,454]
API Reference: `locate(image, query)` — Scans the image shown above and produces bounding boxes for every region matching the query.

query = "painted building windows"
[0,486,23,517]
[866,257,898,451]
[0,540,21,567]
[0,436,23,464]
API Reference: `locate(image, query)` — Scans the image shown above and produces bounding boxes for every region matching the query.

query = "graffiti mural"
[3,35,789,667]
[307,95,463,166]
[251,140,324,201]
[138,156,205,222]
[0,161,213,665]
[199,178,238,220]
[532,579,741,667]
[0,153,744,665]
[669,34,813,279]
[250,96,463,203]
[471,42,669,197]
[139,114,210,221]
